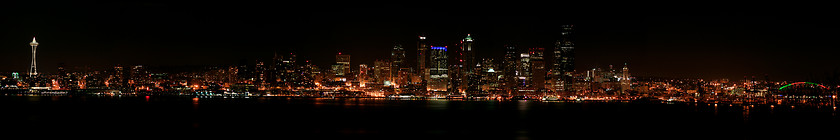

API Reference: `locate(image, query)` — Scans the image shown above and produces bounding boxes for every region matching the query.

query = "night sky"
[1,2,838,81]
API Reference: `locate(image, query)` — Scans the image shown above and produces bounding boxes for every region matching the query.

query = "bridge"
[777,82,831,96]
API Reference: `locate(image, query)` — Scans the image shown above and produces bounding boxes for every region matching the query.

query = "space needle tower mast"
[29,37,38,77]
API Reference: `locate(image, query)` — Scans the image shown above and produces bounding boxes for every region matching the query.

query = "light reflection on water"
[1,95,839,139]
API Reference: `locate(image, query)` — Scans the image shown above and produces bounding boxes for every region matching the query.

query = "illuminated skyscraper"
[336,52,351,77]
[391,43,406,86]
[274,52,298,89]
[478,58,500,93]
[392,44,406,71]
[299,60,317,89]
[255,59,268,90]
[417,35,429,86]
[428,46,448,92]
[359,64,369,86]
[461,34,476,74]
[553,25,575,92]
[458,34,476,93]
[374,60,391,85]
[502,45,518,94]
[529,48,546,92]
[621,63,631,95]
[29,37,39,77]
[517,52,531,94]
[109,65,126,88]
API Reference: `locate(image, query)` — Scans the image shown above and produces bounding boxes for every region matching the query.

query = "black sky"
[1,2,839,81]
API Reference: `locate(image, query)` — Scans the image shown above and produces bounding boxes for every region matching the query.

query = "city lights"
[1,4,839,138]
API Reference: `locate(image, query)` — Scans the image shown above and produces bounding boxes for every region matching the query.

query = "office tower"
[29,37,39,77]
[300,60,317,88]
[255,59,268,90]
[428,46,448,92]
[359,64,369,87]
[397,68,410,88]
[502,45,518,94]
[517,52,531,91]
[529,48,546,92]
[331,64,343,81]
[274,52,297,89]
[553,25,575,92]
[457,34,476,93]
[336,52,351,77]
[461,34,476,72]
[621,63,630,94]
[417,35,429,87]
[287,52,298,87]
[479,58,500,93]
[391,43,406,86]
[270,52,280,89]
[465,71,481,94]
[374,60,391,85]
[449,63,462,93]
[108,65,126,89]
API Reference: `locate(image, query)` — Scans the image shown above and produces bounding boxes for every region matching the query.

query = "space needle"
[29,37,38,77]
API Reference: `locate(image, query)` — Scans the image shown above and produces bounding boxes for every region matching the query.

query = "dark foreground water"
[1,95,839,139]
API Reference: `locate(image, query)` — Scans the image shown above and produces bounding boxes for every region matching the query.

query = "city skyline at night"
[2,2,840,82]
[3,2,840,139]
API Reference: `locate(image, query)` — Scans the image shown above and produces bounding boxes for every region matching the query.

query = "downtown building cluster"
[299,25,620,97]
[0,25,642,97]
[3,27,838,106]
[2,25,838,104]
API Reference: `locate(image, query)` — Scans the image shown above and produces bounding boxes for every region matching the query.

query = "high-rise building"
[373,60,391,85]
[108,65,126,89]
[300,60,317,89]
[359,64,369,87]
[274,52,298,89]
[502,45,518,94]
[460,34,476,75]
[336,53,351,77]
[553,25,575,92]
[479,58,501,93]
[529,48,546,92]
[458,34,476,93]
[516,52,533,95]
[29,37,39,77]
[621,63,631,95]
[397,68,410,89]
[391,44,406,87]
[428,46,448,92]
[417,35,429,88]
[255,59,268,90]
